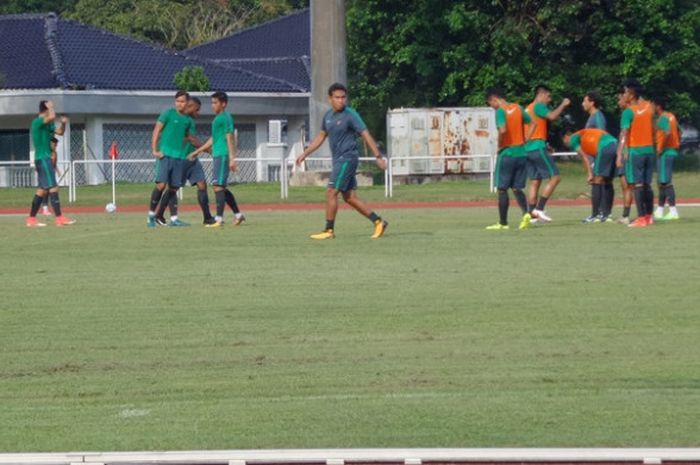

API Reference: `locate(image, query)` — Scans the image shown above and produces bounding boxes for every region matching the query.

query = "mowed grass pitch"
[1,206,700,452]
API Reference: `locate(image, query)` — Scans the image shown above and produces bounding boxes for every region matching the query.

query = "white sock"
[234,212,243,219]
[171,215,178,221]
[215,215,223,222]
[670,206,678,215]
[148,211,155,217]
[655,206,664,214]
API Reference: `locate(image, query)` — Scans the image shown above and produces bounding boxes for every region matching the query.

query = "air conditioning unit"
[268,119,288,144]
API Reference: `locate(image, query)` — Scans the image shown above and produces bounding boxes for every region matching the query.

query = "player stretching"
[485,87,535,231]
[617,79,655,228]
[652,97,681,221]
[583,91,607,130]
[188,92,245,228]
[564,128,617,222]
[26,100,75,227]
[148,90,194,228]
[524,84,570,222]
[156,96,216,225]
[295,83,388,240]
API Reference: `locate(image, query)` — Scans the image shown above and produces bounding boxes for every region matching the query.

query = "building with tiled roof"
[0,12,309,187]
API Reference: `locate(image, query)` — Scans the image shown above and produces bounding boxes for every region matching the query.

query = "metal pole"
[111,158,116,205]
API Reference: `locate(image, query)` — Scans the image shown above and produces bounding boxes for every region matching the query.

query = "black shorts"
[526,147,559,180]
[183,159,206,185]
[35,158,57,190]
[328,158,358,192]
[657,151,676,184]
[626,153,655,185]
[212,156,230,187]
[593,142,617,178]
[495,155,527,190]
[154,156,184,188]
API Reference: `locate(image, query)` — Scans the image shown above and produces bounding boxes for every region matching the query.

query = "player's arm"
[151,122,165,159]
[188,137,213,160]
[360,129,387,170]
[54,116,67,136]
[576,148,594,182]
[226,132,237,172]
[296,131,327,165]
[546,98,571,121]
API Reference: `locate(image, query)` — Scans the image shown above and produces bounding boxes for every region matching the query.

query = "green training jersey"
[157,108,193,159]
[212,112,235,158]
[31,117,56,161]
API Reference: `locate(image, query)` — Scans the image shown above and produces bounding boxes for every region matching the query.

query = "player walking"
[652,97,681,221]
[26,100,75,227]
[295,83,388,240]
[188,92,245,228]
[485,87,536,230]
[524,84,570,222]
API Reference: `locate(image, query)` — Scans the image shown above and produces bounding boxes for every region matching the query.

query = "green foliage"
[173,65,210,92]
[347,0,700,142]
[0,0,77,14]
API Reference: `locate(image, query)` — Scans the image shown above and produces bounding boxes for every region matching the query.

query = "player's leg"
[583,178,604,223]
[166,159,188,226]
[197,181,215,225]
[661,153,678,220]
[512,157,530,229]
[533,149,559,221]
[41,192,50,216]
[341,189,388,238]
[487,154,511,230]
[27,184,48,227]
[224,189,246,225]
[148,157,169,227]
[597,144,617,221]
[206,156,228,227]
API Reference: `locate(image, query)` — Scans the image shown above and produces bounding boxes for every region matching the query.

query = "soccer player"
[652,96,681,221]
[294,83,388,240]
[524,84,570,222]
[187,91,245,228]
[148,90,194,228]
[564,128,617,222]
[26,101,75,227]
[614,88,634,224]
[485,87,536,230]
[583,91,607,130]
[616,78,655,227]
[40,136,59,216]
[156,96,216,225]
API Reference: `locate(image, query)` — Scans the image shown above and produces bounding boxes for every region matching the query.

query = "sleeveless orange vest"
[657,111,680,151]
[575,128,607,157]
[526,102,548,141]
[501,103,525,148]
[628,100,654,148]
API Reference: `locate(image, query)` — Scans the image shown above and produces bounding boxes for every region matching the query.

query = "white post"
[111,157,116,205]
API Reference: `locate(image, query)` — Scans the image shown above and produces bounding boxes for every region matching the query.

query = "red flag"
[109,141,119,160]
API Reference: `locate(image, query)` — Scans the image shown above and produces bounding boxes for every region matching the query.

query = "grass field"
[1,199,700,452]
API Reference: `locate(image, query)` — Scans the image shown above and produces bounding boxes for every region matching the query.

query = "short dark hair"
[39,100,48,112]
[211,91,228,103]
[189,96,202,107]
[485,87,505,101]
[623,78,644,98]
[175,90,190,99]
[328,83,347,96]
[50,137,59,144]
[535,84,551,96]
[584,91,603,109]
[651,95,666,110]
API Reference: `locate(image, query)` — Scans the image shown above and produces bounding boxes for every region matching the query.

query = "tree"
[347,0,700,143]
[174,65,210,91]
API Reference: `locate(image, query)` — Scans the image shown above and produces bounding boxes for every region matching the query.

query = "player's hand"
[375,157,387,171]
[229,160,238,172]
[153,151,164,159]
[562,98,571,107]
[60,116,68,125]
[587,174,593,184]
[616,156,623,168]
[187,152,197,161]
[295,154,306,166]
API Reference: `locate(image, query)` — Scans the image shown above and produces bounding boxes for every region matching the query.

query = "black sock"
[197,189,212,220]
[644,185,654,216]
[325,219,335,230]
[149,187,164,212]
[49,192,62,217]
[658,184,667,208]
[528,203,536,213]
[513,190,528,214]
[156,189,171,218]
[667,185,676,207]
[498,190,509,225]
[168,190,178,217]
[603,183,614,216]
[30,194,44,217]
[591,185,602,216]
[634,188,645,217]
[535,195,549,211]
[368,212,380,223]
[224,189,240,214]
[41,196,49,207]
[623,206,631,218]
[215,190,226,217]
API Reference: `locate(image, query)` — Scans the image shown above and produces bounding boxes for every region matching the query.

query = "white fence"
[1,152,578,204]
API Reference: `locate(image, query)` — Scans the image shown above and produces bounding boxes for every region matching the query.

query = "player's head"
[623,78,644,103]
[186,96,201,117]
[327,83,347,111]
[485,87,505,109]
[534,84,552,103]
[39,100,49,113]
[211,91,228,113]
[582,91,602,112]
[175,90,189,112]
[616,86,628,109]
[651,95,666,114]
